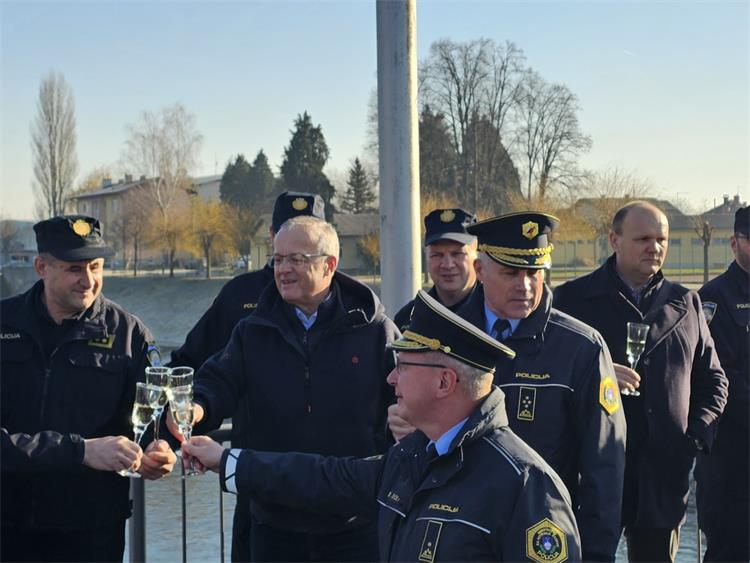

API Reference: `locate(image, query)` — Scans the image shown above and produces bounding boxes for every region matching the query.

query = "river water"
[125,470,705,562]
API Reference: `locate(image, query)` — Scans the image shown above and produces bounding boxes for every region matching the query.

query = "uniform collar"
[728,260,749,296]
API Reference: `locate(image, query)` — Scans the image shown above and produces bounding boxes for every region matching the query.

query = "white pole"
[376,0,421,317]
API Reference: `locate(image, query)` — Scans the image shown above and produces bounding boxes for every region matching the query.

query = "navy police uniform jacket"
[170,265,274,447]
[393,284,478,333]
[218,387,581,562]
[1,281,152,531]
[460,284,626,562]
[553,258,728,529]
[695,260,749,551]
[194,271,398,533]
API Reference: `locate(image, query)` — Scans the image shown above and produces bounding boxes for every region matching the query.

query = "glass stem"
[153,411,162,442]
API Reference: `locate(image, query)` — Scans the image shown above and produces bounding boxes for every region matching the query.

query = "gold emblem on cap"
[71,219,91,237]
[292,198,308,211]
[439,209,455,223]
[522,221,539,240]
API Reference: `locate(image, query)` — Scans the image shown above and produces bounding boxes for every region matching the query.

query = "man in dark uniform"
[183,289,583,563]
[169,216,397,562]
[392,208,478,331]
[390,208,479,441]
[456,211,627,562]
[169,191,324,562]
[695,205,749,562]
[0,215,176,563]
[553,201,728,562]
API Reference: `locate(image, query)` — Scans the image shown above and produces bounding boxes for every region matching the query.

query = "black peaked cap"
[388,290,515,371]
[467,211,559,269]
[424,208,478,246]
[34,215,114,261]
[272,191,326,232]
[735,206,749,236]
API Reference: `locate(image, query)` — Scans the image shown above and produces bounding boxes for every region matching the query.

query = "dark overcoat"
[553,259,727,528]
[460,285,626,561]
[695,260,749,561]
[1,281,152,531]
[193,270,398,533]
[218,387,582,562]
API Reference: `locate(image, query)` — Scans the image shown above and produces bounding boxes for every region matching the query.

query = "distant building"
[192,174,222,201]
[332,212,379,274]
[554,195,745,271]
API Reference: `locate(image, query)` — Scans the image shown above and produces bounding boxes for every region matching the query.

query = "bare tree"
[693,217,713,283]
[30,71,78,218]
[122,103,202,276]
[109,188,153,277]
[226,205,265,272]
[421,38,491,204]
[575,166,653,263]
[514,71,592,201]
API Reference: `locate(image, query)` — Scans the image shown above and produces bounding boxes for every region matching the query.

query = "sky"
[1,0,748,220]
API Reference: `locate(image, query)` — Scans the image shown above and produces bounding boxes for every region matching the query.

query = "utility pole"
[376,0,421,314]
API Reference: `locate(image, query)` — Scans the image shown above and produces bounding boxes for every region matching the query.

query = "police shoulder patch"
[702,302,717,325]
[599,376,620,415]
[526,518,568,563]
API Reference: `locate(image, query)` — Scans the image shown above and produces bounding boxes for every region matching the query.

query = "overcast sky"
[1,0,747,219]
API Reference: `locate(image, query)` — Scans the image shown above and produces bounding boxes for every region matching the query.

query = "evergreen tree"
[219,154,253,209]
[340,158,376,214]
[280,112,336,218]
[247,150,276,209]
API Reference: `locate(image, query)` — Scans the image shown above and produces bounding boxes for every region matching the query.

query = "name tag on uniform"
[88,335,115,349]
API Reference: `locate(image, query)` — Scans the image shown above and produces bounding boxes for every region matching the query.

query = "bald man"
[554,201,727,562]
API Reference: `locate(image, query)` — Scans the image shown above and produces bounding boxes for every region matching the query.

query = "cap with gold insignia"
[466,211,559,269]
[388,289,515,371]
[272,191,326,232]
[33,215,114,261]
[735,205,749,237]
[424,208,478,246]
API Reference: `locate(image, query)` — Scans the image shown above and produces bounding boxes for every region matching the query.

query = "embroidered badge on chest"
[418,520,443,563]
[88,335,115,349]
[517,386,536,421]
[526,518,568,563]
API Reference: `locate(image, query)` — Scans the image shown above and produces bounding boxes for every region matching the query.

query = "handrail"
[129,420,232,563]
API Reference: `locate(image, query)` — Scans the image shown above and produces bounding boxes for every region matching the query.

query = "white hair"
[276,216,339,258]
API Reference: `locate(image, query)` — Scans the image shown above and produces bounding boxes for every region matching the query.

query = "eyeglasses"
[396,359,447,375]
[268,253,329,267]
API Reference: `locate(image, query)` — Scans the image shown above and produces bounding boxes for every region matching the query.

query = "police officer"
[183,290,583,563]
[695,205,749,562]
[0,215,176,563]
[170,216,397,562]
[390,208,479,441]
[456,211,627,562]
[170,191,324,562]
[392,208,479,331]
[554,201,727,562]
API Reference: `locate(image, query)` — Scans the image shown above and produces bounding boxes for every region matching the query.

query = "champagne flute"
[118,382,162,477]
[623,322,650,397]
[145,366,170,441]
[169,384,200,477]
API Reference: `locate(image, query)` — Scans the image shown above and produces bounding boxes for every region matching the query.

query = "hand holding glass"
[622,322,650,397]
[118,382,162,477]
[169,384,200,477]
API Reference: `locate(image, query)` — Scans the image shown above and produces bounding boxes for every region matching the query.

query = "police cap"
[466,211,559,269]
[272,191,326,232]
[424,208,477,246]
[735,206,749,236]
[34,215,114,261]
[388,290,515,372]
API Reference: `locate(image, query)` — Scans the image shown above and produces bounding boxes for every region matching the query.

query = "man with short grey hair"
[171,216,398,562]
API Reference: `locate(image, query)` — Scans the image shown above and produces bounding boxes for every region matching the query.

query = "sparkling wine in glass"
[118,382,162,477]
[169,384,200,477]
[623,322,650,397]
[145,367,170,441]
